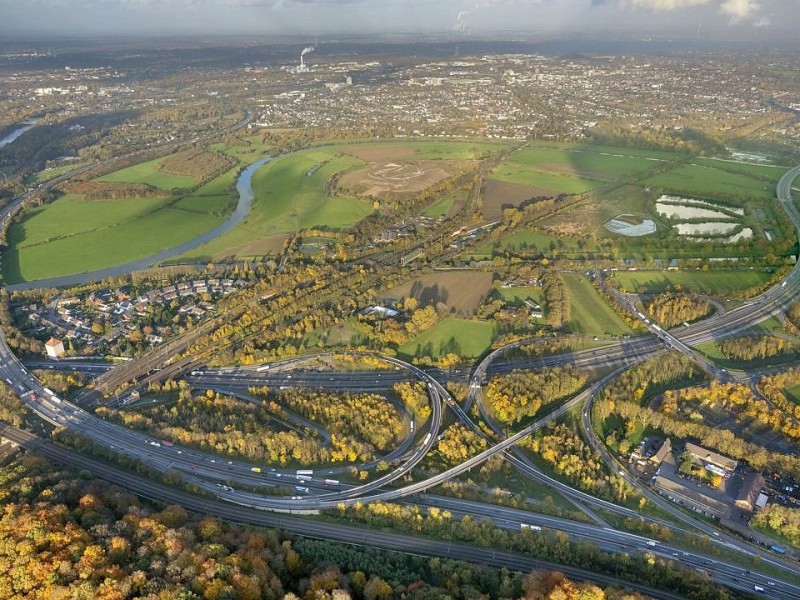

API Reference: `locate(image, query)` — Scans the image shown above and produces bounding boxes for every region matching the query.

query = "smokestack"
[299,46,315,70]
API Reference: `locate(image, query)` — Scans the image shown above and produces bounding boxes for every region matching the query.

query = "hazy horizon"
[2,0,799,41]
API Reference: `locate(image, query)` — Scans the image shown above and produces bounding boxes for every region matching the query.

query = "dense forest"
[526,423,636,505]
[643,292,713,329]
[255,388,404,454]
[0,452,656,600]
[485,366,587,425]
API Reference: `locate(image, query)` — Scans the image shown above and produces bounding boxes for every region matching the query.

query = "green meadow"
[561,273,632,337]
[612,270,775,296]
[641,163,774,201]
[3,165,238,282]
[96,156,197,190]
[178,149,373,260]
[399,317,494,360]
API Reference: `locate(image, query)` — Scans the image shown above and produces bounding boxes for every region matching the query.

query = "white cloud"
[624,0,766,22]
[627,0,710,10]
[719,0,760,21]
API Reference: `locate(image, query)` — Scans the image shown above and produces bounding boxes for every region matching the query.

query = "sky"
[1,0,798,39]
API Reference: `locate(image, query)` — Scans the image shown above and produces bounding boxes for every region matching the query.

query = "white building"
[45,337,65,358]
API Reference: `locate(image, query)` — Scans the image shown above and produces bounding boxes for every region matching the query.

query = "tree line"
[597,392,800,479]
[541,270,569,329]
[333,497,741,600]
[716,335,797,362]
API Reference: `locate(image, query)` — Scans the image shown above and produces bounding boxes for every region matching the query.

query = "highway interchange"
[0,165,799,596]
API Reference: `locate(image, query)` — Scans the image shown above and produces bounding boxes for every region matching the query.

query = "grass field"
[497,286,544,304]
[422,189,468,218]
[489,144,669,197]
[540,185,663,240]
[172,167,239,215]
[510,146,662,179]
[210,134,273,163]
[7,194,167,249]
[4,166,237,281]
[491,164,602,195]
[561,273,632,337]
[178,149,373,261]
[339,140,510,162]
[97,157,197,190]
[398,317,494,360]
[406,140,509,160]
[303,320,359,348]
[4,207,222,281]
[696,158,788,181]
[27,163,89,184]
[784,384,800,404]
[611,270,775,296]
[641,163,774,201]
[547,143,681,161]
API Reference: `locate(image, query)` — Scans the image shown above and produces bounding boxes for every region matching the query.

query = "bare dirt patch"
[339,144,416,162]
[539,202,605,237]
[382,271,493,315]
[159,149,233,180]
[338,161,459,199]
[482,179,552,220]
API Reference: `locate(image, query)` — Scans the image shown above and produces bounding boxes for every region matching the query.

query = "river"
[0,121,38,150]
[5,155,273,291]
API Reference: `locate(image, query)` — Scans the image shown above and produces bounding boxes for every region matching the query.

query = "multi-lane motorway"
[1,165,800,595]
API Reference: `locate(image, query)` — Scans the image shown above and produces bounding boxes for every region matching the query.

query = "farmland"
[382,270,493,315]
[561,273,632,337]
[611,270,776,296]
[398,317,494,360]
[482,179,546,220]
